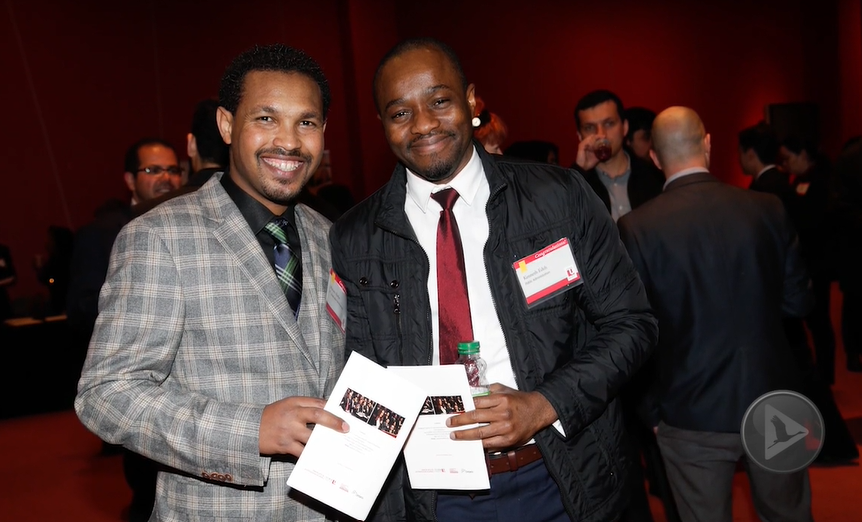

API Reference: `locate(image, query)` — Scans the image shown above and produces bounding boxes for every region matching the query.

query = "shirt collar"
[220,169,297,234]
[663,167,709,190]
[597,151,632,182]
[405,145,483,213]
[756,164,777,179]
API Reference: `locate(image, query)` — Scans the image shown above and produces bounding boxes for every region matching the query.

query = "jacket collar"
[374,140,507,235]
[197,172,317,369]
[663,170,718,192]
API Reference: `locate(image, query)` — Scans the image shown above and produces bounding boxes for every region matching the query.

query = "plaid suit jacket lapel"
[295,204,344,396]
[202,180,316,371]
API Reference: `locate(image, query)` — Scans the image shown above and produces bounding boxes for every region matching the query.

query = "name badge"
[326,269,347,333]
[512,238,582,307]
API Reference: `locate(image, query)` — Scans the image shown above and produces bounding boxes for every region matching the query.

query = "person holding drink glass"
[574,91,678,521]
[573,90,664,223]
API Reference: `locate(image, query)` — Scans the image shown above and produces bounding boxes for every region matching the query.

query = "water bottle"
[457,341,490,397]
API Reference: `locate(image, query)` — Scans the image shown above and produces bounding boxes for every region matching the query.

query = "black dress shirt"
[220,172,302,272]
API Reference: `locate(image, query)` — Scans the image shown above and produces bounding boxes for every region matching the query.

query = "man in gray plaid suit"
[76,44,349,521]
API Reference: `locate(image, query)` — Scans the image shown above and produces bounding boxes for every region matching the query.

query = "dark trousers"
[808,278,837,383]
[436,458,569,522]
[785,315,859,462]
[656,422,812,522]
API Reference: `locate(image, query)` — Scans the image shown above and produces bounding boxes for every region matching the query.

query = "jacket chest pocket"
[506,232,579,314]
[354,264,405,343]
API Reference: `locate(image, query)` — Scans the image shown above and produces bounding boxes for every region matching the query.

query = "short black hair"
[124,138,176,176]
[190,99,229,167]
[373,37,467,111]
[738,122,779,164]
[781,135,817,158]
[625,106,656,141]
[218,44,331,117]
[574,89,625,130]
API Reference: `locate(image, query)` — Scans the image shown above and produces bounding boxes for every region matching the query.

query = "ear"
[322,120,327,133]
[466,83,476,116]
[123,172,136,193]
[649,149,662,171]
[216,106,234,145]
[704,133,712,167]
[186,133,197,159]
[622,119,630,140]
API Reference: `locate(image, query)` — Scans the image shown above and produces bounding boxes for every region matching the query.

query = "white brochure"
[287,352,426,521]
[388,365,491,491]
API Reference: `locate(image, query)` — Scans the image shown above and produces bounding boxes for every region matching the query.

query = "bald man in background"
[618,107,813,521]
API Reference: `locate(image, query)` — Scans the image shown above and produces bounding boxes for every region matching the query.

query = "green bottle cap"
[457,341,480,354]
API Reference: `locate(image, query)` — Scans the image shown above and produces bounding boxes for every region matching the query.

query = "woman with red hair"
[472,96,508,154]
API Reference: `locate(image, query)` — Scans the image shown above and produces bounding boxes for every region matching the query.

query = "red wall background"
[1,0,860,305]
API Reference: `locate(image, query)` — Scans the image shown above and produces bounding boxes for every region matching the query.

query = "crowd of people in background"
[3,35,862,522]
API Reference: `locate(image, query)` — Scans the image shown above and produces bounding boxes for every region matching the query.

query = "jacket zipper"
[483,181,577,519]
[393,293,404,366]
[375,223,434,366]
[375,224,437,520]
[483,183,520,389]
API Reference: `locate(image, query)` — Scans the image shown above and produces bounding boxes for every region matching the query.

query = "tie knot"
[264,218,289,245]
[431,188,460,211]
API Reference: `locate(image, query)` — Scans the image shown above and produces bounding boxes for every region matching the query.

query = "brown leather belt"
[486,445,543,475]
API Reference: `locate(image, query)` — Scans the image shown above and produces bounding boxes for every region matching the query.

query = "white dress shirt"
[404,146,564,438]
[756,164,777,180]
[663,167,709,190]
[404,146,518,391]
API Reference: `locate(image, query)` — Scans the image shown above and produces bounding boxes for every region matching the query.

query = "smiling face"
[217,70,326,214]
[374,46,476,184]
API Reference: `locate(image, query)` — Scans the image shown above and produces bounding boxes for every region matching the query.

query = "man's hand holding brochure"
[287,352,490,521]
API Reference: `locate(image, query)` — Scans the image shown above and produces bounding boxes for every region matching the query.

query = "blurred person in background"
[625,107,657,162]
[472,96,508,154]
[504,140,559,165]
[779,136,839,381]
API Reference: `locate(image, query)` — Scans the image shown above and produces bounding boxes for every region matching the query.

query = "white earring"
[472,117,481,128]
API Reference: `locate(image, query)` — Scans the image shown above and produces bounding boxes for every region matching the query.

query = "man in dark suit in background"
[739,122,794,202]
[573,90,664,222]
[739,123,859,464]
[133,99,229,217]
[619,107,813,521]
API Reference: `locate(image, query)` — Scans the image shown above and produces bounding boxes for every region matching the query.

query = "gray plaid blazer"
[76,174,345,521]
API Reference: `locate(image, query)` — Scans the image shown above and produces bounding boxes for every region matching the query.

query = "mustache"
[257,147,311,162]
[408,131,455,148]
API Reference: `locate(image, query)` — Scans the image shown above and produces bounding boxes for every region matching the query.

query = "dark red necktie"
[431,188,474,365]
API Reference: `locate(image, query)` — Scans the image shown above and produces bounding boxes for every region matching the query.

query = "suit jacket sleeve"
[75,219,272,487]
[535,177,658,437]
[617,217,661,429]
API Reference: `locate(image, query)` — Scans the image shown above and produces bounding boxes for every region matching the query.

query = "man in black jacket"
[619,107,813,522]
[573,90,665,222]
[330,37,657,522]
